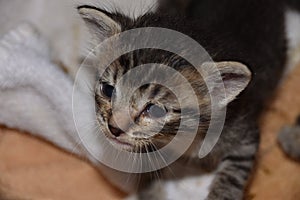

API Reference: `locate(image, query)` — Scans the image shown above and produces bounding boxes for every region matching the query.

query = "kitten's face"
[78,6,252,153]
[94,52,207,152]
[96,80,179,152]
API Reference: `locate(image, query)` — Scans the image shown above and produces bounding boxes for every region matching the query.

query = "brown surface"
[247,65,300,200]
[0,129,125,200]
[1,65,300,200]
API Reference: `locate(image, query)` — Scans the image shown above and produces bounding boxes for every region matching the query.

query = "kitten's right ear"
[78,6,121,43]
[202,61,252,107]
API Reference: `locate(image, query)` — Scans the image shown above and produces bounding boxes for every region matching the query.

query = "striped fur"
[77,0,291,199]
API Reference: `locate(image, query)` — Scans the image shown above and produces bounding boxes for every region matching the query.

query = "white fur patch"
[164,172,216,200]
[285,9,300,74]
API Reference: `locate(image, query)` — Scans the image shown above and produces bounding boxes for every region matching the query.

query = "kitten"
[77,0,299,199]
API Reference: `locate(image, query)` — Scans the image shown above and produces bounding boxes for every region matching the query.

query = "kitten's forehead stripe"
[139,84,151,92]
[113,64,118,82]
[150,85,161,99]
[159,91,175,102]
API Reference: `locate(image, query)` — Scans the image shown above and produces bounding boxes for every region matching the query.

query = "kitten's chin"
[104,133,156,153]
[107,136,135,151]
[103,132,136,152]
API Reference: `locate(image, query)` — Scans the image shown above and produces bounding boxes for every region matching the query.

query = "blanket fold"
[0,23,83,155]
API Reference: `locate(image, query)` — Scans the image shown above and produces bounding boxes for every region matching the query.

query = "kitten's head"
[78,6,252,153]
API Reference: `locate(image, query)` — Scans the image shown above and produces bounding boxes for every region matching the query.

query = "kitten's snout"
[108,125,124,137]
[108,111,132,137]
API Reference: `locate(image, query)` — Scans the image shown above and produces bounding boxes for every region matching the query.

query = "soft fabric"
[0,22,128,199]
[0,23,84,156]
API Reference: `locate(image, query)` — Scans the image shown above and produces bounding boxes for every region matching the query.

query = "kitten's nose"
[109,110,132,136]
[108,125,124,137]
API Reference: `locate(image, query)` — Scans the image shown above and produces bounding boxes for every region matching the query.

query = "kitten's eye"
[100,83,115,99]
[145,103,168,119]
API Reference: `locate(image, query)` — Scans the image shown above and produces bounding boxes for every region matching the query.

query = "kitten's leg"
[206,131,259,200]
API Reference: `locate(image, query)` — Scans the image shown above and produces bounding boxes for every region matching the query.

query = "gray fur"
[77,1,289,199]
[278,122,300,161]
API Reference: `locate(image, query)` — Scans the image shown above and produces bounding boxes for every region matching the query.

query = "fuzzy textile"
[0,23,300,200]
[0,23,87,157]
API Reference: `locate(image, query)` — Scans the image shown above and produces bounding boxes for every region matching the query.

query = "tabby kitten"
[77,0,299,199]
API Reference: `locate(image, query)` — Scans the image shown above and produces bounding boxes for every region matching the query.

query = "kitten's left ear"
[78,6,121,43]
[203,61,252,107]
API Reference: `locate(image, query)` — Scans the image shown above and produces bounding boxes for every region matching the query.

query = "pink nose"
[109,110,132,132]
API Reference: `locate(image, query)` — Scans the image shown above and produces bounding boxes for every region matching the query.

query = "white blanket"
[0,23,133,194]
[0,23,84,156]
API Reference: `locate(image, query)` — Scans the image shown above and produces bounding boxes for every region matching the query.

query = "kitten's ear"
[203,62,252,107]
[78,6,121,43]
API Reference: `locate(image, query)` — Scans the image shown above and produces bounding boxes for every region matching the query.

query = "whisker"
[151,142,177,179]
[70,124,100,154]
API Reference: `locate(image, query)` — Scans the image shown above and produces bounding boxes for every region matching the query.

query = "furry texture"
[0,1,299,200]
[0,23,84,157]
[77,0,290,200]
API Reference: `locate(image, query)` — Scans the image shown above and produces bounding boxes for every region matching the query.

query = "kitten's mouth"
[104,125,155,152]
[104,127,135,150]
[106,135,155,153]
[108,136,134,150]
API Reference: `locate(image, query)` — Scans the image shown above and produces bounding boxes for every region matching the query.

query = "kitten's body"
[76,0,300,199]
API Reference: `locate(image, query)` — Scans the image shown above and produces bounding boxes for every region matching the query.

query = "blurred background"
[0,0,157,77]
